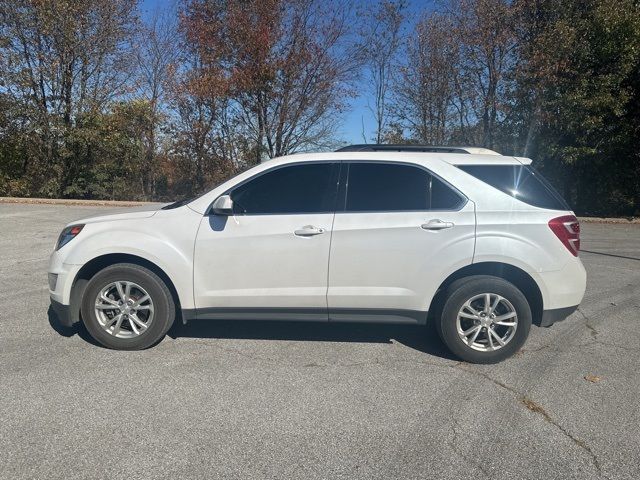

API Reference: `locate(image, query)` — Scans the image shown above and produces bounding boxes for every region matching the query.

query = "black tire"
[438,275,531,364]
[432,275,476,341]
[81,263,175,350]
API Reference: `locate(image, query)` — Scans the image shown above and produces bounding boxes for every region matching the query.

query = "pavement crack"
[453,364,606,478]
[515,344,553,356]
[576,308,636,352]
[519,398,605,478]
[577,307,599,339]
[574,340,640,353]
[302,358,457,370]
[453,364,519,395]
[446,413,491,479]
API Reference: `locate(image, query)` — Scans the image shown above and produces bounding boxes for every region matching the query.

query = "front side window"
[230,163,338,214]
[344,162,464,212]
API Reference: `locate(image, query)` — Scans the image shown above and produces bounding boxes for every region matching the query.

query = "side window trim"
[339,160,468,213]
[335,161,349,212]
[209,161,340,216]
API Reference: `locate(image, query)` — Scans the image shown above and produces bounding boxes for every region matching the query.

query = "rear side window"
[345,162,464,212]
[230,163,338,214]
[458,164,570,211]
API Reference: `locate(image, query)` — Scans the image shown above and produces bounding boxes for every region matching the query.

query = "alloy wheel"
[456,293,518,352]
[94,281,154,338]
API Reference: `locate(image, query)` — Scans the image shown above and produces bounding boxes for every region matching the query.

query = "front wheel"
[438,276,532,364]
[81,263,175,350]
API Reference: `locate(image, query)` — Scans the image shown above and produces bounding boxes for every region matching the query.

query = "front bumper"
[49,252,84,327]
[49,240,85,308]
[50,298,74,327]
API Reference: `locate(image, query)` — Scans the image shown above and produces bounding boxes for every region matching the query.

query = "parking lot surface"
[1,203,639,480]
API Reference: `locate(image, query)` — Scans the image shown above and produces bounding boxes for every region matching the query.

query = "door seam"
[325,162,345,321]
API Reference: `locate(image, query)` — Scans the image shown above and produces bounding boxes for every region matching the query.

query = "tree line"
[1,0,639,216]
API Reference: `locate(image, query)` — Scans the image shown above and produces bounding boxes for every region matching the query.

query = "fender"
[61,215,199,309]
[473,227,570,310]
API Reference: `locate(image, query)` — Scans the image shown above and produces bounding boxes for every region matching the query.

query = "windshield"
[160,179,226,210]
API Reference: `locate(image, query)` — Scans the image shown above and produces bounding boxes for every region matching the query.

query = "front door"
[193,162,339,320]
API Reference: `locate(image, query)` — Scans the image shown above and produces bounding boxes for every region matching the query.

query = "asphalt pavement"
[1,203,639,480]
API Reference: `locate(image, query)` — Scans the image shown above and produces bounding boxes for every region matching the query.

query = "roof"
[335,144,502,155]
[261,151,531,166]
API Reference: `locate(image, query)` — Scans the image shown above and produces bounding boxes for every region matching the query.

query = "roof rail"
[335,144,501,155]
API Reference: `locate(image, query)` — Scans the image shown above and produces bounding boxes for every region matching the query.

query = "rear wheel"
[81,263,175,350]
[438,275,531,363]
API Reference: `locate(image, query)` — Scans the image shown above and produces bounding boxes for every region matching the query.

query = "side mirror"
[211,195,233,215]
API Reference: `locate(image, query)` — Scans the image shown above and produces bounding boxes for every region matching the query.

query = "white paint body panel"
[48,206,201,309]
[49,150,586,323]
[327,202,476,312]
[193,213,333,309]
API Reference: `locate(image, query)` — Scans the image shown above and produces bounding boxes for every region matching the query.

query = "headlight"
[56,224,84,250]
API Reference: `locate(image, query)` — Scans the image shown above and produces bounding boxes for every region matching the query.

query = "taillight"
[548,215,580,256]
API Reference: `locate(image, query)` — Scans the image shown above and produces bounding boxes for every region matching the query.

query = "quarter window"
[458,164,570,210]
[345,162,463,212]
[430,175,464,210]
[230,163,337,214]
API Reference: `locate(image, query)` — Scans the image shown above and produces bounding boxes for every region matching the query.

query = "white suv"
[48,145,586,363]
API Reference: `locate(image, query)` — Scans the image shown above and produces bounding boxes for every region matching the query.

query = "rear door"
[327,161,476,323]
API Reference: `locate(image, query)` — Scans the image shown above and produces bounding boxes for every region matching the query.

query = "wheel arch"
[429,262,544,326]
[68,253,183,326]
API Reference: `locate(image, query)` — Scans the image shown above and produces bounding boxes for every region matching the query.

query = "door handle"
[421,219,454,231]
[294,225,325,237]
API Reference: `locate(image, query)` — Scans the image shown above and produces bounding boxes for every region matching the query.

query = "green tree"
[0,0,139,196]
[510,0,640,215]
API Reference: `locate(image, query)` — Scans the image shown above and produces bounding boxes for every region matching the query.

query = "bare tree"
[358,0,406,143]
[446,0,516,148]
[391,13,461,144]
[135,4,180,198]
[180,0,357,164]
[390,0,516,148]
[239,0,358,160]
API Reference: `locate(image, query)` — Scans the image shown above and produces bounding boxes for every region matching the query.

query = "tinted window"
[430,176,464,210]
[345,162,463,212]
[458,164,569,210]
[230,163,337,214]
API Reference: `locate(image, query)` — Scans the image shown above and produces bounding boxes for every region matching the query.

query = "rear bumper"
[537,258,586,310]
[538,305,578,327]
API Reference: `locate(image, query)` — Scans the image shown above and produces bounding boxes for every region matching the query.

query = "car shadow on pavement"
[167,315,457,360]
[48,305,456,359]
[47,306,101,347]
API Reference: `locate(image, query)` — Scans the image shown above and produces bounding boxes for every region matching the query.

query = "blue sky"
[139,0,433,145]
